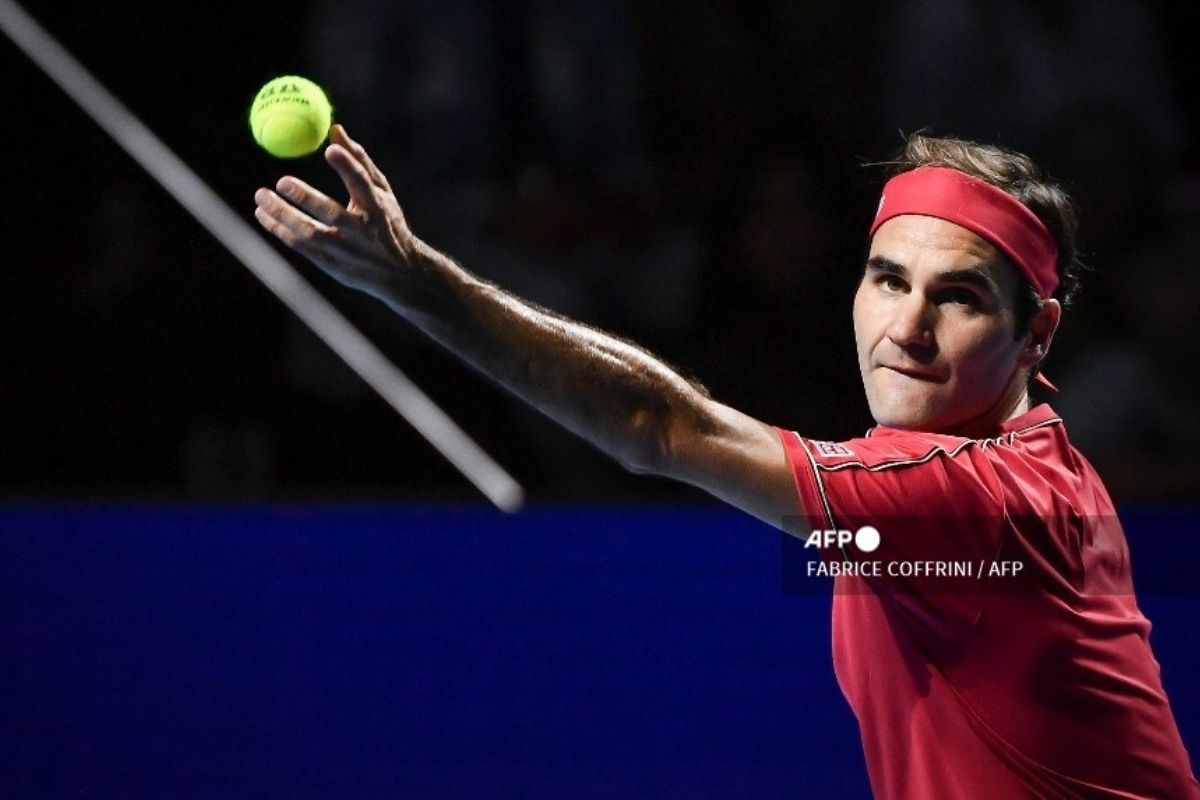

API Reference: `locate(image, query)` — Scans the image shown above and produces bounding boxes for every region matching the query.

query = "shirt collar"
[997,403,1059,434]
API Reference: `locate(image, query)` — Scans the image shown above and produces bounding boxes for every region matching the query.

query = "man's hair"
[883,133,1084,338]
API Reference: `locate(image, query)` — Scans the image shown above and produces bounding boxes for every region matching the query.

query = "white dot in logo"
[855,526,881,553]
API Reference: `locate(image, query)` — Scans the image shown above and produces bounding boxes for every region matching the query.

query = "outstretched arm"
[253,125,801,528]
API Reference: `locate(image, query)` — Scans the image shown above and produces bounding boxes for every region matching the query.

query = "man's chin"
[866,393,947,432]
[870,410,941,431]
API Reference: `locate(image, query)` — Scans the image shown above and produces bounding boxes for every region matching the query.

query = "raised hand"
[253,124,420,297]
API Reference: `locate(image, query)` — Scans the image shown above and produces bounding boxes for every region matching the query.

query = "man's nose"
[886,293,935,349]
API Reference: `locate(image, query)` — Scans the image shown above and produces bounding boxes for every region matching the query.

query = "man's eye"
[878,275,905,292]
[942,288,980,307]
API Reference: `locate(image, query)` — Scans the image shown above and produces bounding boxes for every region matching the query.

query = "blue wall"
[1,504,1196,798]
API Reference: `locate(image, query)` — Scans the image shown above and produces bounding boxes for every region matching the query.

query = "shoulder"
[776,426,992,529]
[784,404,1067,472]
[780,427,975,473]
[775,406,1070,526]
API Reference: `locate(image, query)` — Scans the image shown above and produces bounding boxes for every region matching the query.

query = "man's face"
[853,214,1029,434]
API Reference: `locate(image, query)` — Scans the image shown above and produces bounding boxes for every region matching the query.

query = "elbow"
[616,402,684,477]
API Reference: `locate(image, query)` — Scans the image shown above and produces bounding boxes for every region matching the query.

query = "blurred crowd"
[4,0,1197,505]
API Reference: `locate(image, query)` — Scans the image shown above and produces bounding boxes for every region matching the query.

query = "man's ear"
[1018,298,1062,371]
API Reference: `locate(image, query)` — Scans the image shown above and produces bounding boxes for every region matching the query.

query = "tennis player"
[254,125,1198,798]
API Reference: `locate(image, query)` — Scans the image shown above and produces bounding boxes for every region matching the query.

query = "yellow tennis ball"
[249,75,333,158]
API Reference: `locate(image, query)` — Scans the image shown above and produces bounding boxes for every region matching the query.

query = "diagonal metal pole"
[0,0,524,512]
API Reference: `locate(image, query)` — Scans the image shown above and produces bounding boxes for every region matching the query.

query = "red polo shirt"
[777,404,1199,799]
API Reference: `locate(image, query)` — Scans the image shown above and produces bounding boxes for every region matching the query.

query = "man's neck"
[944,382,1032,439]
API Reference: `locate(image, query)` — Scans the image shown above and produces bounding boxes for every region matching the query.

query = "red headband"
[870,166,1060,299]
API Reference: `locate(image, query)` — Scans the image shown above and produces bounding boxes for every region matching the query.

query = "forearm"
[253,127,717,475]
[255,127,805,524]
[374,239,710,471]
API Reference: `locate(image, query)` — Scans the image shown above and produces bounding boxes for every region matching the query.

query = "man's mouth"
[881,365,946,383]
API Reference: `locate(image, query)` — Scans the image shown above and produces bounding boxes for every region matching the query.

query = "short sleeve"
[775,426,1008,648]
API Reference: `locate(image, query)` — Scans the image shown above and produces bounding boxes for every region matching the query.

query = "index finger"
[330,124,392,191]
[325,142,380,216]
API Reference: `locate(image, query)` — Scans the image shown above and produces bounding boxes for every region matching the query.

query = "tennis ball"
[249,75,332,158]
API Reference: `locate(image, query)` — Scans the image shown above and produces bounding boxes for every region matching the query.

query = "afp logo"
[804,525,881,553]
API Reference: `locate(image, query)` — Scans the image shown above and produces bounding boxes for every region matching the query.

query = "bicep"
[661,399,807,532]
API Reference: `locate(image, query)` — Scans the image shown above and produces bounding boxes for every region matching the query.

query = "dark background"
[3,0,1198,506]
